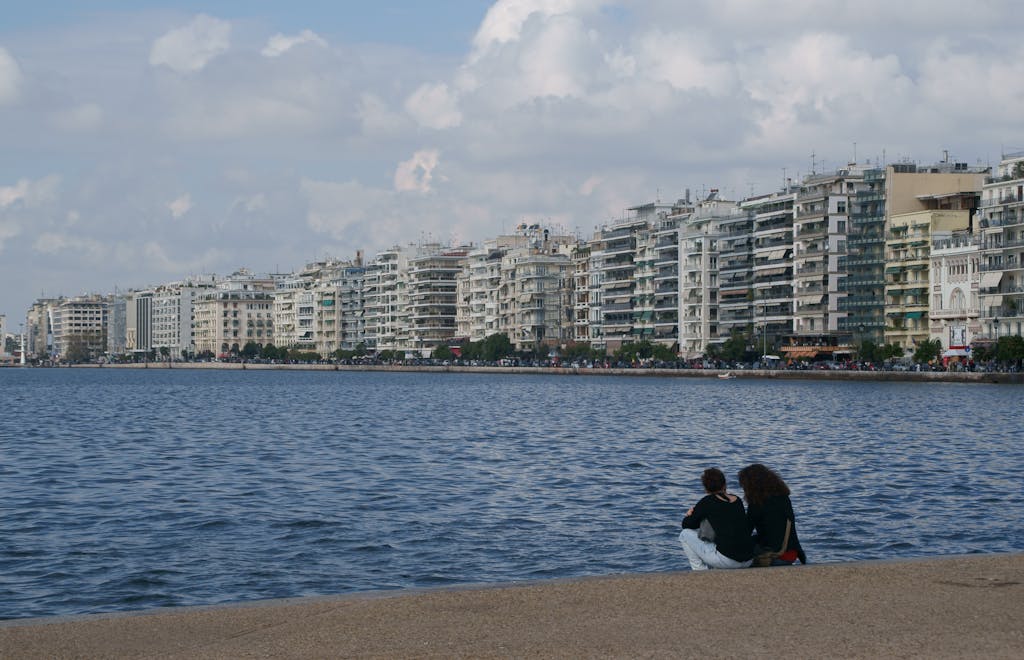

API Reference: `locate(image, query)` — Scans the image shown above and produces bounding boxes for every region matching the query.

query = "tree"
[432,344,455,360]
[912,338,942,364]
[260,343,278,360]
[353,342,367,357]
[995,334,1024,367]
[159,346,171,360]
[480,333,513,361]
[240,342,260,359]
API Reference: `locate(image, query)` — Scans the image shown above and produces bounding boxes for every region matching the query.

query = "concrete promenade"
[3,553,1021,658]
[64,360,1024,384]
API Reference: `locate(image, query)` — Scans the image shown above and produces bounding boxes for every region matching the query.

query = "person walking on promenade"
[679,468,755,570]
[737,463,807,566]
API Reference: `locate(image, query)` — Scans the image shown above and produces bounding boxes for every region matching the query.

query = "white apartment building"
[929,230,981,358]
[716,202,754,339]
[744,189,797,355]
[193,270,275,356]
[406,246,468,356]
[152,277,217,359]
[679,194,742,357]
[977,151,1024,340]
[313,260,366,355]
[652,200,694,348]
[792,168,865,349]
[364,246,410,353]
[52,295,108,361]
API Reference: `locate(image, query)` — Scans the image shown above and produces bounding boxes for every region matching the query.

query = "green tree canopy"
[912,338,942,364]
[240,342,260,359]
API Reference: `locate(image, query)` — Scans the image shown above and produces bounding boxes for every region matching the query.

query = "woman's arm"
[681,496,709,529]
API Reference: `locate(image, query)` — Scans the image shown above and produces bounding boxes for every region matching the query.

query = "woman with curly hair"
[679,467,755,570]
[737,464,807,566]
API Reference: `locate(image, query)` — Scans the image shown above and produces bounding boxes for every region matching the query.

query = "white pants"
[679,528,753,571]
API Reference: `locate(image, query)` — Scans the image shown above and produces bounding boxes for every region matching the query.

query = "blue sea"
[1,368,1021,620]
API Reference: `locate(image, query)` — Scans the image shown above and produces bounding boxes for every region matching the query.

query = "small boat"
[718,372,736,380]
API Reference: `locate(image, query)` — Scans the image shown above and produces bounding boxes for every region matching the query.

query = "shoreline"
[14,360,1022,384]
[3,553,1021,658]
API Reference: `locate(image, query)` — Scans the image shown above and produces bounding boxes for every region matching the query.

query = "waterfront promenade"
[60,360,1024,384]
[3,553,1021,658]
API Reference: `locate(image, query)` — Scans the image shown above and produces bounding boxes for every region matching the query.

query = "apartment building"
[841,160,988,347]
[743,189,797,356]
[929,230,981,358]
[364,246,410,353]
[652,201,694,348]
[716,200,754,340]
[679,194,742,357]
[497,244,572,352]
[884,209,970,349]
[790,168,865,355]
[52,295,108,360]
[977,151,1024,341]
[193,270,275,356]
[152,277,217,359]
[406,246,468,356]
[570,242,593,343]
[25,298,58,358]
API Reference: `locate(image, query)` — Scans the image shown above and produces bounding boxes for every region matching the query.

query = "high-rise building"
[744,188,797,356]
[193,269,275,356]
[977,151,1024,341]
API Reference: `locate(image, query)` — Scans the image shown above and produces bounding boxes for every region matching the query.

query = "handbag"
[752,519,791,567]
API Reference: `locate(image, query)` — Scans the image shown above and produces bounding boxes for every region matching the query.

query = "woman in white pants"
[679,468,755,570]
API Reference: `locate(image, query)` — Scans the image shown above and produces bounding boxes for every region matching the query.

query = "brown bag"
[752,519,791,567]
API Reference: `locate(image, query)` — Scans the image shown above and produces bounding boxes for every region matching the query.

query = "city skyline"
[3,0,1023,320]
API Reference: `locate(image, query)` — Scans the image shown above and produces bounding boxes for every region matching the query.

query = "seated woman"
[679,468,755,570]
[737,463,807,566]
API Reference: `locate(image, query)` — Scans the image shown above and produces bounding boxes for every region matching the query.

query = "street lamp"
[993,317,999,341]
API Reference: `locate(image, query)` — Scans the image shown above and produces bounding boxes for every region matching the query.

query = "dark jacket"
[746,494,806,563]
[682,493,755,562]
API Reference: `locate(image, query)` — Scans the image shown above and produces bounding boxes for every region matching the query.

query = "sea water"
[1,368,1021,619]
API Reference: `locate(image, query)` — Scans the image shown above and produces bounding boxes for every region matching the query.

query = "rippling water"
[1,368,1021,619]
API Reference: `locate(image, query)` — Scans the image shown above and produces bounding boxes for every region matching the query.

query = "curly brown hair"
[737,463,790,508]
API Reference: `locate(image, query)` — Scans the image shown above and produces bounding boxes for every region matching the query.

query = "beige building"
[885,209,973,350]
[193,270,275,356]
[497,244,573,352]
[406,246,468,356]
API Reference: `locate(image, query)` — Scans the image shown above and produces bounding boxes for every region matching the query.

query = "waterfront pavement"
[2,553,1021,658]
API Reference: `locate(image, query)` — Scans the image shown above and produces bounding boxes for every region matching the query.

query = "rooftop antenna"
[853,141,857,164]
[810,151,816,175]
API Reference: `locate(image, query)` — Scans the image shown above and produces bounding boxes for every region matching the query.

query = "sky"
[2,0,1023,323]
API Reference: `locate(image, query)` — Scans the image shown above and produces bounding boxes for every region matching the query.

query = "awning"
[757,267,789,277]
[766,249,787,261]
[797,294,825,304]
[943,348,969,357]
[904,311,924,319]
[983,295,1003,307]
[980,271,1003,288]
[885,266,903,273]
[782,347,820,358]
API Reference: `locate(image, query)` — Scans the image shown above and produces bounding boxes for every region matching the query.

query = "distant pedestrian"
[679,468,754,570]
[737,464,806,566]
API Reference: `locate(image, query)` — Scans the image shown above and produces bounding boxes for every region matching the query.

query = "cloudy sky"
[2,0,1023,321]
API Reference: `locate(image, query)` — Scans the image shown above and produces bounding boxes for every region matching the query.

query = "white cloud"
[357,93,410,136]
[0,221,19,251]
[33,231,104,259]
[149,14,231,74]
[231,193,268,213]
[394,149,441,193]
[261,29,327,57]
[0,176,60,209]
[168,194,192,218]
[470,0,602,61]
[51,103,103,132]
[404,83,462,129]
[0,46,21,105]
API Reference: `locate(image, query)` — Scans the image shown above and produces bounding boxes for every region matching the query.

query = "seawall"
[67,361,1024,384]
[2,553,1021,658]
